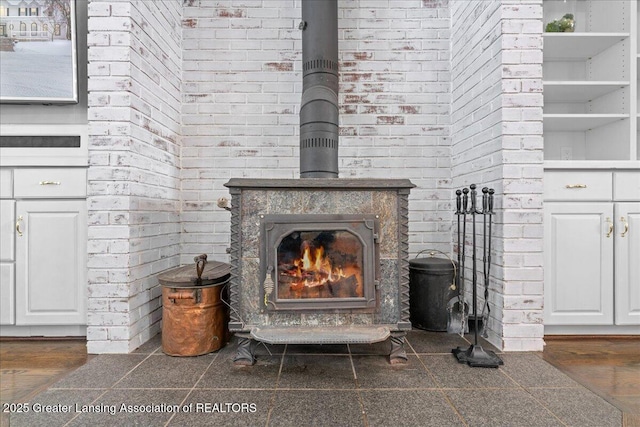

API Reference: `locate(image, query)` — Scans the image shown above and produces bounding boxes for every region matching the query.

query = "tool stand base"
[452,345,503,368]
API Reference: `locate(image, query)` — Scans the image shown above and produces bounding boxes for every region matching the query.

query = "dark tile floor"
[8,330,622,427]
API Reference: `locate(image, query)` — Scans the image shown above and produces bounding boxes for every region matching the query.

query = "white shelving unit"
[543,0,637,164]
[543,1,640,334]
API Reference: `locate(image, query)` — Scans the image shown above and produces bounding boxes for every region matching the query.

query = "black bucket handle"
[414,249,457,291]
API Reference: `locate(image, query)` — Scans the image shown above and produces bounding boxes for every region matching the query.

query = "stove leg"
[233,334,255,366]
[389,331,408,364]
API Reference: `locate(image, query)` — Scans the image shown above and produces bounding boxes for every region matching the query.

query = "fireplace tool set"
[450,184,503,368]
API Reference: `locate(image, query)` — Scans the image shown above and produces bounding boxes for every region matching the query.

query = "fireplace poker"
[460,187,470,335]
[480,188,494,338]
[469,184,479,345]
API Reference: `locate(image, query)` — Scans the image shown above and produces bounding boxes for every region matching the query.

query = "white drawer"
[0,169,12,199]
[544,171,612,201]
[13,168,87,198]
[613,172,640,201]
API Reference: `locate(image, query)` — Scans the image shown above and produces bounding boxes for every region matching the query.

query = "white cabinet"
[544,172,640,328]
[15,201,87,325]
[543,1,640,332]
[544,202,614,325]
[615,202,640,325]
[0,167,87,329]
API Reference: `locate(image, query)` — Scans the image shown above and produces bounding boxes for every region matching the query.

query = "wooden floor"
[1,336,638,426]
[0,339,94,427]
[542,336,640,427]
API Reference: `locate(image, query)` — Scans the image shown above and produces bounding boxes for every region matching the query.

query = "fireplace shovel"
[447,296,468,335]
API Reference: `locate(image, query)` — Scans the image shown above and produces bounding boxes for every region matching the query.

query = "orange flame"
[292,245,346,288]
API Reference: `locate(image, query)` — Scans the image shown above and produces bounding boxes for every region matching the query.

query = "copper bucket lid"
[158,254,230,288]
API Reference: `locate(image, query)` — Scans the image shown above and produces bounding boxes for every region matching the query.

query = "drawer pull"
[606,217,613,238]
[16,216,23,237]
[621,217,628,238]
[39,181,61,185]
[565,184,587,189]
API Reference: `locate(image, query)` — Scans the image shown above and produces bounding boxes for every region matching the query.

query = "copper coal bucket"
[159,255,230,356]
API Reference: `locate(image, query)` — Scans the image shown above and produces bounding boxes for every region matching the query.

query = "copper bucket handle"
[168,289,201,304]
[194,254,208,280]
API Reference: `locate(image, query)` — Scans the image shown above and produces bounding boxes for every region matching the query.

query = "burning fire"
[291,242,347,290]
[277,236,362,299]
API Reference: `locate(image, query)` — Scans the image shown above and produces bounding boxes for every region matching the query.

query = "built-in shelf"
[543,33,629,60]
[544,82,629,103]
[543,114,628,131]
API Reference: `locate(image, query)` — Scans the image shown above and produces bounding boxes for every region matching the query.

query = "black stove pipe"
[300,0,339,178]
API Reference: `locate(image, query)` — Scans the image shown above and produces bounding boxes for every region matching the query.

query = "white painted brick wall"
[499,0,544,352]
[180,0,452,265]
[451,0,544,351]
[87,0,183,353]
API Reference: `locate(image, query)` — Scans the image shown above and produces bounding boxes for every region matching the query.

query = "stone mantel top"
[224,178,416,190]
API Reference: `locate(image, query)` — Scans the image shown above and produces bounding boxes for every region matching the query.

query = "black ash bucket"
[409,250,458,332]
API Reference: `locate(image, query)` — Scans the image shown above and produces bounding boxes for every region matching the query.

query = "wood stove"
[224,179,415,364]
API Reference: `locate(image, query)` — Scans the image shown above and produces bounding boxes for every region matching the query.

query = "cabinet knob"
[39,181,61,185]
[620,216,628,238]
[16,216,23,237]
[565,184,587,189]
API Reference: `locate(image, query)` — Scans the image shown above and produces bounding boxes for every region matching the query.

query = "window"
[43,23,48,33]
[54,24,60,36]
[17,7,37,16]
[0,8,8,17]
[0,25,6,37]
[31,22,37,34]
[19,22,26,35]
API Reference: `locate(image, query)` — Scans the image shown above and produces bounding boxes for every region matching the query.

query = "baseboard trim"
[544,325,640,336]
[545,334,640,341]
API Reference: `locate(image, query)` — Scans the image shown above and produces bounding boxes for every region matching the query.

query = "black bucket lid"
[158,260,230,287]
[409,256,457,273]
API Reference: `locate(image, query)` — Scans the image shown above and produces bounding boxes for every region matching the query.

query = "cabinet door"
[0,200,15,261]
[544,203,614,325]
[615,203,640,325]
[0,263,15,325]
[15,200,87,325]
[0,200,15,325]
